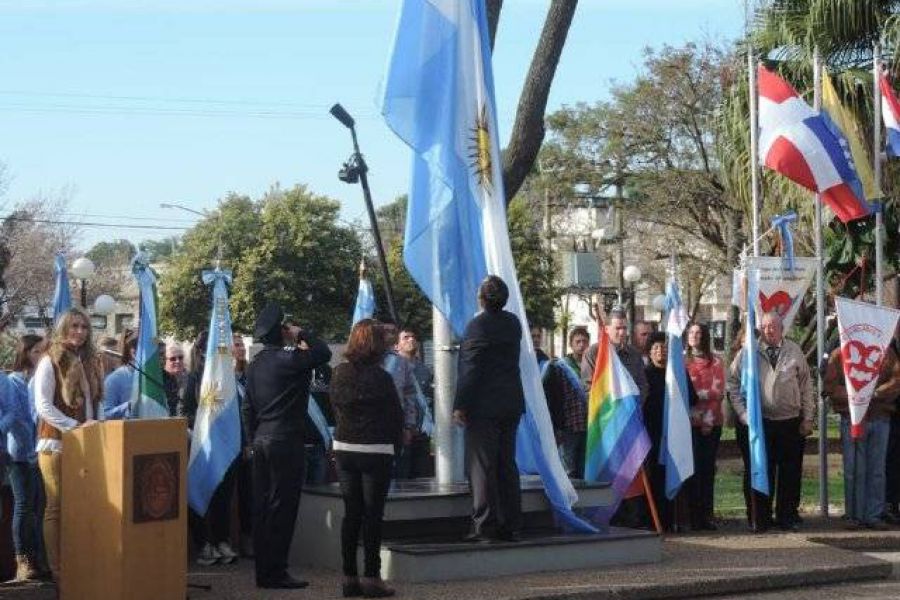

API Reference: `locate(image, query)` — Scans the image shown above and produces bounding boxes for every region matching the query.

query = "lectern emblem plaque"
[133,452,180,523]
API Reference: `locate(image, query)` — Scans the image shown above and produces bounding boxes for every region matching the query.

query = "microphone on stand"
[99,347,165,389]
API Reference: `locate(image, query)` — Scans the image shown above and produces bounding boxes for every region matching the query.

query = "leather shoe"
[462,532,491,544]
[343,579,363,597]
[493,530,521,542]
[257,574,310,589]
[360,578,395,598]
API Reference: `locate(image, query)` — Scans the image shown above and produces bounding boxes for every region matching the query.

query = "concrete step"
[381,527,661,582]
[291,476,649,582]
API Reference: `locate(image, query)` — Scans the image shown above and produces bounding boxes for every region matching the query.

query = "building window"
[90,315,108,330]
[115,314,134,333]
[22,317,46,329]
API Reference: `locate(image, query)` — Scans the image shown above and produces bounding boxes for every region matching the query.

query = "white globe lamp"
[94,294,116,315]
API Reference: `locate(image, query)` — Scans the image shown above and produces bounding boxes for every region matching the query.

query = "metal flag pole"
[749,50,762,257]
[433,307,464,484]
[813,47,829,517]
[874,42,885,307]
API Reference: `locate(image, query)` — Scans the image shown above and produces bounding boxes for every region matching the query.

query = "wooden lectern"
[61,418,187,600]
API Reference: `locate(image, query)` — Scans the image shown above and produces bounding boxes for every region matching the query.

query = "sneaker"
[196,543,222,566]
[216,541,238,564]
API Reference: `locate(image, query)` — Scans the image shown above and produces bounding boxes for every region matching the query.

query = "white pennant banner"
[746,256,817,330]
[835,297,900,438]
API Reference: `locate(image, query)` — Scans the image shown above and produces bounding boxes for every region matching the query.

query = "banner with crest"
[835,297,900,438]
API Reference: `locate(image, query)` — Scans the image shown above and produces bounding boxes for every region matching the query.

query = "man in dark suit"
[242,303,331,589]
[453,276,525,542]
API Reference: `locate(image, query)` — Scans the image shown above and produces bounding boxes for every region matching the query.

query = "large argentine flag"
[659,278,694,500]
[758,66,870,223]
[879,72,900,158]
[187,268,241,515]
[382,0,594,532]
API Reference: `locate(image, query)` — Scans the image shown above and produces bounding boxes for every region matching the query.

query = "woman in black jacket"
[330,318,403,598]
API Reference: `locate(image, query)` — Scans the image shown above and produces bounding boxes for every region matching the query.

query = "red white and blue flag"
[879,72,900,158]
[758,65,870,223]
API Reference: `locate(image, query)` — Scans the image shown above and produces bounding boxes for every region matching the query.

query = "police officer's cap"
[254,303,284,340]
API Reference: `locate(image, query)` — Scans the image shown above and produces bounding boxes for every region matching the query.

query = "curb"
[524,558,892,600]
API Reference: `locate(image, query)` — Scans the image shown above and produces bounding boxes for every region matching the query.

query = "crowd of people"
[5,280,900,594]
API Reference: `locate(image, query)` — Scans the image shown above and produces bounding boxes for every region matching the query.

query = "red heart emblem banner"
[836,297,900,439]
[840,340,884,392]
[758,291,793,316]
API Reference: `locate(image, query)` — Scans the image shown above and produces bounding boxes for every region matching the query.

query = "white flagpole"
[874,42,884,307]
[813,47,829,517]
[433,307,464,484]
[749,50,761,257]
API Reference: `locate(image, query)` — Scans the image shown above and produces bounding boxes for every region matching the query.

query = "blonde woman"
[33,308,105,580]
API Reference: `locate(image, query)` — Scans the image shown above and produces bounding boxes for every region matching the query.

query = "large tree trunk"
[500,0,579,205]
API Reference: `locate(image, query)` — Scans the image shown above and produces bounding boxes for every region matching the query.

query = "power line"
[0,89,377,113]
[1,215,189,231]
[51,212,199,223]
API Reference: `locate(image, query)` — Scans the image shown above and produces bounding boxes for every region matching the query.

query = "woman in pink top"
[685,322,725,531]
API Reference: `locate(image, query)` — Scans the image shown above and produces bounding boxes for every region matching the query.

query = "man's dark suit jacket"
[454,309,525,421]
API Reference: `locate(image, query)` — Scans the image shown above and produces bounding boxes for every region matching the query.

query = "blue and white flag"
[659,278,694,500]
[187,268,241,515]
[382,0,594,532]
[51,254,72,326]
[352,273,376,326]
[743,270,769,496]
[131,252,168,419]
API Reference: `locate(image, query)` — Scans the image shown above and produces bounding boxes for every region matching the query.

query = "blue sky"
[0,1,744,250]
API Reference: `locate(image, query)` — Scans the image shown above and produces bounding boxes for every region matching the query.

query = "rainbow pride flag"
[584,322,651,525]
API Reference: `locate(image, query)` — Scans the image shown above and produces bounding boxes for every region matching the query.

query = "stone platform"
[291,476,661,582]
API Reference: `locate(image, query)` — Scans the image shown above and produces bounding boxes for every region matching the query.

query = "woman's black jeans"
[335,451,393,578]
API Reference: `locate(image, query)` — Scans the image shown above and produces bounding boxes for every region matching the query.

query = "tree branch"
[502,0,579,204]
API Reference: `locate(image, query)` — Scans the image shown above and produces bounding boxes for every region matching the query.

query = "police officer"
[242,303,331,589]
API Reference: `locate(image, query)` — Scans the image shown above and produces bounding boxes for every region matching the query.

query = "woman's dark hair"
[478,275,509,312]
[344,319,386,365]
[13,334,44,372]
[190,330,209,374]
[686,322,712,359]
[119,328,138,364]
[647,331,667,348]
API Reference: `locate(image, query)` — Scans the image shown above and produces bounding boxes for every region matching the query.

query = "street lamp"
[622,264,642,332]
[94,294,116,335]
[94,294,116,315]
[160,202,219,260]
[70,257,96,309]
[159,202,207,218]
[652,293,668,324]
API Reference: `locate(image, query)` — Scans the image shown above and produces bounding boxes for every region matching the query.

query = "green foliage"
[140,237,181,263]
[161,187,362,341]
[230,187,362,341]
[160,194,260,339]
[382,236,431,335]
[85,239,136,265]
[508,197,558,329]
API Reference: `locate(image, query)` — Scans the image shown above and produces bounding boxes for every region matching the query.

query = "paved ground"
[3,517,900,599]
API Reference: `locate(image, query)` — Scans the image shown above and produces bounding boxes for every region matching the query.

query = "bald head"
[760,311,784,347]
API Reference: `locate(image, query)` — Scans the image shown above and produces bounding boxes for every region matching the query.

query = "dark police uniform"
[242,304,331,588]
